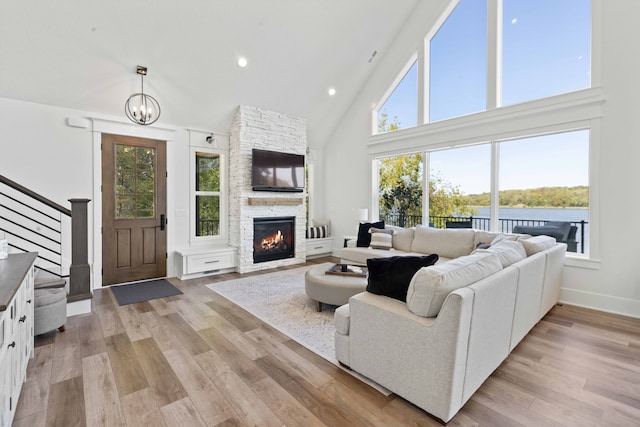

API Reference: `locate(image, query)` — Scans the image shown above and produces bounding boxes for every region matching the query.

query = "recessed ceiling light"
[328,88,336,96]
[238,57,248,68]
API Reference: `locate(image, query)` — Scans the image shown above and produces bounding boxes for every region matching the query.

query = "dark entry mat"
[111,279,182,306]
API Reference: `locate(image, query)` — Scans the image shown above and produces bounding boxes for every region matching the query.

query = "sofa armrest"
[347,289,474,422]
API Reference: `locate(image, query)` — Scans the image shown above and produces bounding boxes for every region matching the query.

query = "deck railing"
[381,213,587,254]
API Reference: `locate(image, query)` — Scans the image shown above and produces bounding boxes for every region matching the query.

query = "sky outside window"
[499,131,589,191]
[377,0,591,194]
[429,0,487,123]
[501,0,591,106]
[377,61,418,132]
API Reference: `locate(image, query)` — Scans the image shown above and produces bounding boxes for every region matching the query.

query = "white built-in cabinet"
[0,252,35,426]
[305,237,334,258]
[175,246,237,279]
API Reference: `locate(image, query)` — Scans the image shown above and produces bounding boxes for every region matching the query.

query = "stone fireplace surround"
[229,106,307,273]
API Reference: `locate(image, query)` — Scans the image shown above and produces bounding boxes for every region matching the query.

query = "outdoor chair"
[513,221,578,252]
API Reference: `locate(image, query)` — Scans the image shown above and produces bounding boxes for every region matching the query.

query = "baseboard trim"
[560,287,640,319]
[67,299,91,317]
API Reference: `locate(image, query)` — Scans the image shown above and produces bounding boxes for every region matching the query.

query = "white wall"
[322,0,640,318]
[0,97,217,289]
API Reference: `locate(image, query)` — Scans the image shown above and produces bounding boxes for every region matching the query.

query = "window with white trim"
[191,148,226,240]
[374,0,591,128]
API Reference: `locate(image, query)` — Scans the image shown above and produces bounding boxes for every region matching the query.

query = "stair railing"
[0,174,91,303]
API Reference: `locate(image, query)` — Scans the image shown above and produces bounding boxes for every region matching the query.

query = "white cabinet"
[175,246,237,279]
[0,253,35,427]
[306,237,334,258]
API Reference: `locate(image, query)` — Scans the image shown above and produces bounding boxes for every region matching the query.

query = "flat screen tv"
[251,148,305,192]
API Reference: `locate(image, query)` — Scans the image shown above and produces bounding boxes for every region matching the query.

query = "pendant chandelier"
[125,66,161,125]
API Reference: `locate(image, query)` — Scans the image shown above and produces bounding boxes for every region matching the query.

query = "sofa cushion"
[339,247,427,265]
[520,235,556,256]
[406,252,503,317]
[356,221,384,247]
[473,240,527,268]
[391,227,415,252]
[366,255,439,302]
[410,226,475,259]
[369,228,394,250]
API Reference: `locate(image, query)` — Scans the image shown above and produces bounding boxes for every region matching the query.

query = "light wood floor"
[14,257,640,426]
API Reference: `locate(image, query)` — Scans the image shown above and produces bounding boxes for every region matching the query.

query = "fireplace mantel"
[247,197,303,206]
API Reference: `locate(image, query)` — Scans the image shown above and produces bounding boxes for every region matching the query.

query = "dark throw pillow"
[356,220,384,247]
[366,254,439,302]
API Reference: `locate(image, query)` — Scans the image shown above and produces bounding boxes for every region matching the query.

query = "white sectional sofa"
[335,226,566,422]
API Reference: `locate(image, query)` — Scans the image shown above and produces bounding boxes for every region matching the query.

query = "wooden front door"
[102,134,167,285]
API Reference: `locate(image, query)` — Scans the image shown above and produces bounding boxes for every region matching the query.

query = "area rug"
[111,279,183,306]
[205,263,391,394]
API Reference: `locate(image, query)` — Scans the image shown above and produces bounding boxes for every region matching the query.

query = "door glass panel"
[115,144,155,218]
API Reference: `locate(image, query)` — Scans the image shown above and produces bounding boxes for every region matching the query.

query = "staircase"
[0,174,91,303]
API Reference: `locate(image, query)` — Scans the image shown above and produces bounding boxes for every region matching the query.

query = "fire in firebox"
[261,230,286,250]
[253,216,295,263]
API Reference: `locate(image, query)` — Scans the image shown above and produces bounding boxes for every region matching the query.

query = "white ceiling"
[0,0,419,146]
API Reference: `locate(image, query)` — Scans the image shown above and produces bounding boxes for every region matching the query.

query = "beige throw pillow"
[369,228,394,250]
[519,235,556,256]
[391,227,415,252]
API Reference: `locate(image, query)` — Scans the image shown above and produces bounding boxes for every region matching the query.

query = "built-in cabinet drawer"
[175,246,238,279]
[187,251,236,273]
[306,237,334,257]
[0,253,35,427]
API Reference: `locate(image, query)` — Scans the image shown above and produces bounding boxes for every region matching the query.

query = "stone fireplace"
[229,106,307,273]
[253,216,295,263]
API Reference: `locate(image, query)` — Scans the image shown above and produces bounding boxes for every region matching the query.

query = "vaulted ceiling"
[0,0,419,145]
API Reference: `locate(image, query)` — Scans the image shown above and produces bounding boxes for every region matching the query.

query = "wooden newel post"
[67,198,92,303]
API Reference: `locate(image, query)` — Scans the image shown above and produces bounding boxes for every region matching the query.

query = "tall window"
[429,0,487,122]
[499,130,590,253]
[378,153,423,227]
[501,0,591,106]
[194,151,221,237]
[429,145,490,227]
[374,0,591,128]
[377,61,418,133]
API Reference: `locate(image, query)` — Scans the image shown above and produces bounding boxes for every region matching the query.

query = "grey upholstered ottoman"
[34,288,66,335]
[304,264,367,311]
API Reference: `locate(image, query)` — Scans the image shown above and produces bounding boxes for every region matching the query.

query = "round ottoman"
[34,288,67,335]
[305,264,367,311]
